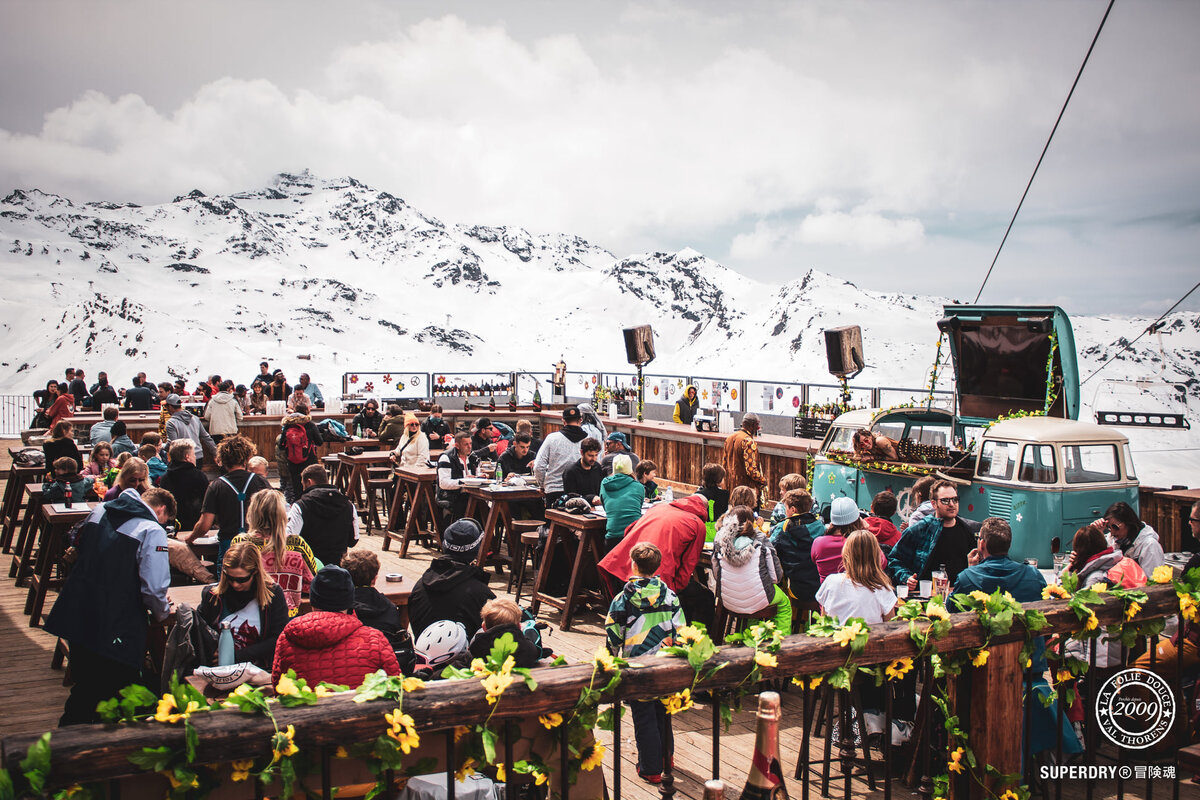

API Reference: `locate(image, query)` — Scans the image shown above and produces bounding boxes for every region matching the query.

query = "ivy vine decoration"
[825,449,941,478]
[792,614,870,692]
[721,620,785,725]
[351,671,433,799]
[441,633,539,782]
[658,623,725,715]
[925,333,946,407]
[947,588,1049,675]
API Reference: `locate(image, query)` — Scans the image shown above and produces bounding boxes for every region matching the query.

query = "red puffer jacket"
[599,494,708,594]
[272,611,400,688]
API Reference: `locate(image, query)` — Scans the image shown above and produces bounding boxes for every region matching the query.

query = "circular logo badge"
[1094,668,1175,749]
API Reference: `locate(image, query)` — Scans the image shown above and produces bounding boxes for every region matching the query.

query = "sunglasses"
[226,571,256,585]
[937,497,960,506]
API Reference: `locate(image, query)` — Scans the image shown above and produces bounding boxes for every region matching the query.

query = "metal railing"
[0,395,37,438]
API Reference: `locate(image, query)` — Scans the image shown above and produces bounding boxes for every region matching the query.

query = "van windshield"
[978,440,1018,481]
[823,426,857,454]
[1063,444,1121,484]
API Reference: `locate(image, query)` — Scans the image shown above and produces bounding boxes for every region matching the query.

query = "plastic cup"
[896,585,909,600]
[919,580,933,598]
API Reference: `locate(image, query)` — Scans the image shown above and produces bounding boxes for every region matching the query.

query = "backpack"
[1106,556,1147,589]
[284,424,315,464]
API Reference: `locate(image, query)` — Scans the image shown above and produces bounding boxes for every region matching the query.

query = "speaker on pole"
[824,326,865,378]
[623,325,656,366]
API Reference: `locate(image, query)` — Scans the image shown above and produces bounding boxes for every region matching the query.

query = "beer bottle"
[740,692,788,800]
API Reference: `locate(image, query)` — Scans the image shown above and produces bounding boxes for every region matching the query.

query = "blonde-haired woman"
[232,490,317,613]
[198,542,288,668]
[102,457,151,500]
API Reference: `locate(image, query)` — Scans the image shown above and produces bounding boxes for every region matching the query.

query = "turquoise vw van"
[812,305,1140,565]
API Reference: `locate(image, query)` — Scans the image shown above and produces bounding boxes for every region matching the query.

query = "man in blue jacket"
[46,487,175,725]
[887,480,979,591]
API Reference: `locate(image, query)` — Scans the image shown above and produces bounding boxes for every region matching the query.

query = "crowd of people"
[27,364,1195,785]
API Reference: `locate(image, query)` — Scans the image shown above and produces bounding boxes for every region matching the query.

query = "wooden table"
[463,482,544,571]
[1,463,44,554]
[26,502,96,628]
[169,573,412,628]
[337,451,392,509]
[529,508,608,631]
[389,466,445,556]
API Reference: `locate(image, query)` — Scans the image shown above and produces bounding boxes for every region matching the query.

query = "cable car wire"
[1079,278,1200,385]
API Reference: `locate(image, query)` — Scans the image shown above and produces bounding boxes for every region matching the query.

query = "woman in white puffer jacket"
[709,505,792,634]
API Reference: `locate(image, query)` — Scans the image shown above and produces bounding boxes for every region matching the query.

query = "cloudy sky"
[2,0,1198,315]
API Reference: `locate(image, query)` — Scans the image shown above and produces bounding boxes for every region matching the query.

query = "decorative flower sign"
[364,382,374,393]
[383,374,392,384]
[349,375,359,384]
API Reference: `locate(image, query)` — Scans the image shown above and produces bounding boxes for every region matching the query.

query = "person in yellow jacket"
[672,384,699,424]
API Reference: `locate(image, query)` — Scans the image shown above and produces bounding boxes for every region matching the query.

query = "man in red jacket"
[599,493,713,626]
[273,565,400,688]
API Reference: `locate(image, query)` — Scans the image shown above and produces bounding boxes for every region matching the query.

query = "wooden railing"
[3,584,1188,800]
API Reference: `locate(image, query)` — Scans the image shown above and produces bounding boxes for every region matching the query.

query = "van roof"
[984,415,1129,444]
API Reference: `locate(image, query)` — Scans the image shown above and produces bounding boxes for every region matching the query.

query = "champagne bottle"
[740,692,788,800]
[532,387,542,412]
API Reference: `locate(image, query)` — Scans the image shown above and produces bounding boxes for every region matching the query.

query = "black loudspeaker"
[824,326,865,377]
[623,325,656,366]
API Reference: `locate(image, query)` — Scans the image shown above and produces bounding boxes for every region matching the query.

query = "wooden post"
[949,640,1024,800]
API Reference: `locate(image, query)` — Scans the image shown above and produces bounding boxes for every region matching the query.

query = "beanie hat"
[830,497,862,527]
[442,519,485,562]
[612,454,633,476]
[476,417,492,431]
[403,413,419,426]
[309,565,355,611]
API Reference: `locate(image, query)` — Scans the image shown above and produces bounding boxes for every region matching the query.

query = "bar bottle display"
[739,691,788,800]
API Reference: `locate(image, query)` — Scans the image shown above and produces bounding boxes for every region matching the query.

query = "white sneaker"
[891,720,914,746]
[863,711,885,736]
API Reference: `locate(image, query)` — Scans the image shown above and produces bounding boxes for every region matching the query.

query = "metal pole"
[637,364,645,422]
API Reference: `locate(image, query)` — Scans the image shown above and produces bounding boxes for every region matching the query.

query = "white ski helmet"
[415,620,468,668]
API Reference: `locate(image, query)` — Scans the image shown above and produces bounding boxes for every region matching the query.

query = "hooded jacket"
[272,610,400,687]
[45,489,171,668]
[203,391,243,436]
[468,623,543,668]
[865,516,902,549]
[599,472,645,541]
[709,515,782,615]
[605,575,685,658]
[1066,547,1144,668]
[771,513,823,604]
[166,408,217,462]
[673,385,700,425]
[1113,524,1165,575]
[353,586,405,649]
[408,557,496,640]
[533,424,589,495]
[288,486,357,567]
[599,493,708,594]
[160,460,211,530]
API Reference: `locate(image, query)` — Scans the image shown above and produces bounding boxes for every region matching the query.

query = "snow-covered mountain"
[1,171,1197,484]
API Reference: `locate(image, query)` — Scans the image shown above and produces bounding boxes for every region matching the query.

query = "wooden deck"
[0,439,1177,799]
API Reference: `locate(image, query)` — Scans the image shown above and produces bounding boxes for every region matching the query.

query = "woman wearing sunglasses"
[198,542,289,669]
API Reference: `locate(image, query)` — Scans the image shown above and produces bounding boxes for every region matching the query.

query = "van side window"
[978,441,1017,480]
[1062,444,1120,484]
[1019,445,1056,484]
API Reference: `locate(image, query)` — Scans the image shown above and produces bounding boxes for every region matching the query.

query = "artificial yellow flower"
[402,676,426,692]
[580,742,606,771]
[755,651,778,668]
[230,759,254,782]
[456,758,476,781]
[807,675,824,690]
[335,746,349,758]
[1091,582,1109,594]
[500,655,516,676]
[495,763,506,782]
[153,694,200,724]
[832,620,864,647]
[231,683,254,698]
[886,658,914,681]
[998,790,1019,800]
[1181,594,1199,623]
[384,710,420,754]
[61,786,83,798]
[532,769,549,786]
[1125,601,1142,621]
[676,625,704,643]
[972,649,989,667]
[1056,669,1073,684]
[1042,584,1070,600]
[661,689,693,715]
[1084,612,1099,631]
[314,684,334,697]
[453,725,472,742]
[482,671,515,704]
[471,658,488,675]
[925,604,950,622]
[163,771,199,790]
[275,674,300,697]
[948,747,966,774]
[539,712,563,729]
[1150,565,1174,584]
[271,724,299,763]
[969,590,990,603]
[593,646,618,672]
[1001,591,1015,604]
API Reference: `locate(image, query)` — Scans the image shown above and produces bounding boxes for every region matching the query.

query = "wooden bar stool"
[364,474,393,532]
[507,521,545,602]
[10,488,45,584]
